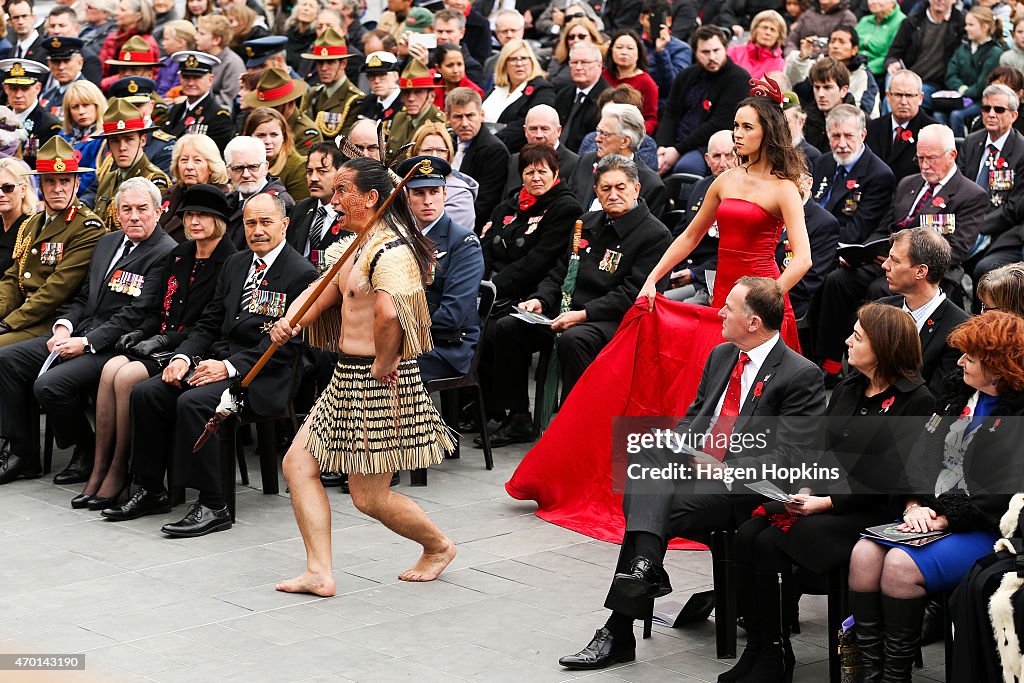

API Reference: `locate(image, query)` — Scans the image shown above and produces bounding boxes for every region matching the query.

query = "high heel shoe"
[71,491,96,509]
[86,484,128,511]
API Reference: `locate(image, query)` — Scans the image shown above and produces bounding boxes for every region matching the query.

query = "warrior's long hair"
[342,157,436,280]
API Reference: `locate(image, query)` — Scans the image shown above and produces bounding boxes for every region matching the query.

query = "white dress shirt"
[712,334,781,418]
[902,288,946,332]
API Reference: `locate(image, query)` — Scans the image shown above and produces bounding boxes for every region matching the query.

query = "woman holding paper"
[721,303,934,683]
[847,311,1024,683]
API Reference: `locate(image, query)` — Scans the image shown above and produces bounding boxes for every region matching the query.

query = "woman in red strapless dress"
[505,86,813,548]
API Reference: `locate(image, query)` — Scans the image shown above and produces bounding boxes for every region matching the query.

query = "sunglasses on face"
[982,104,1010,114]
[0,183,20,194]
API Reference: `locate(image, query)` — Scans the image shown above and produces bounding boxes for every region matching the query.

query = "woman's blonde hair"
[61,80,107,134]
[969,6,1005,45]
[123,0,157,34]
[411,121,454,161]
[163,19,197,49]
[0,157,36,216]
[184,214,228,240]
[170,133,229,185]
[749,10,787,49]
[494,39,546,88]
[553,18,606,64]
[242,107,295,176]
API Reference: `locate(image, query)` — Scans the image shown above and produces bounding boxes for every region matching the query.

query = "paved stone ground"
[0,434,946,682]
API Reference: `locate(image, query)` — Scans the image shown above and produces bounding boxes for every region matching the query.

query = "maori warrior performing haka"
[270,156,457,595]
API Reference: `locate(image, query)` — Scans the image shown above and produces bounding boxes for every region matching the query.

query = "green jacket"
[946,39,1007,100]
[856,6,906,76]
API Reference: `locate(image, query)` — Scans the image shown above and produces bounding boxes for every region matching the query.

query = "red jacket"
[98,30,159,84]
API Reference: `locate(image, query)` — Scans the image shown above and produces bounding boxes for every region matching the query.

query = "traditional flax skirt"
[303,354,456,474]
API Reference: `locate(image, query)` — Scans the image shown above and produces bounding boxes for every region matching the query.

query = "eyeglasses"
[0,183,20,194]
[506,56,531,65]
[915,153,948,165]
[594,128,620,138]
[568,59,599,67]
[982,104,1010,114]
[887,91,919,100]
[229,162,263,174]
[981,303,1001,312]
[565,12,585,20]
[567,33,590,41]
[418,147,449,157]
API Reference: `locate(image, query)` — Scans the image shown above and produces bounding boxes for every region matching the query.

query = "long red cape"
[505,295,729,550]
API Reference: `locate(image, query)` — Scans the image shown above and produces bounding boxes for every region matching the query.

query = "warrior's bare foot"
[399,541,457,582]
[275,570,336,596]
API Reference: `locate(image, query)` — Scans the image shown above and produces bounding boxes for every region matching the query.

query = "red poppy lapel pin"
[702,99,712,111]
[990,418,1002,433]
[997,157,1008,169]
[578,238,589,249]
[880,396,895,413]
[932,196,946,209]
[753,381,764,397]
[184,116,195,127]
[900,128,914,143]
[524,85,534,96]
[846,179,859,190]
[960,405,972,419]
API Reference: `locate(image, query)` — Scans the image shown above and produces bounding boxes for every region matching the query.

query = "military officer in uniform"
[243,67,322,156]
[0,59,62,169]
[386,61,447,161]
[87,99,170,229]
[299,28,363,139]
[0,137,105,349]
[39,35,86,121]
[101,35,166,120]
[241,35,299,78]
[357,51,402,126]
[161,50,234,152]
[107,76,176,174]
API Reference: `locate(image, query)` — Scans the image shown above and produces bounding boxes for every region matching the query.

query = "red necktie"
[893,125,905,144]
[707,352,750,461]
[897,182,936,230]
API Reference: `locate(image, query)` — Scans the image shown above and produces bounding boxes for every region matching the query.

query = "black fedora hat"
[176,183,229,220]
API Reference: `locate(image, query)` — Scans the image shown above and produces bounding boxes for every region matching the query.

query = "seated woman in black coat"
[724,303,935,682]
[482,39,556,151]
[849,311,1024,683]
[71,185,236,510]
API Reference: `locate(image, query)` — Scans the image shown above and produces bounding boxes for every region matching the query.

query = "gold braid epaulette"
[12,213,39,296]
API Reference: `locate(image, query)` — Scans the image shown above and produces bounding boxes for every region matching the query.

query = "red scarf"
[518,178,558,212]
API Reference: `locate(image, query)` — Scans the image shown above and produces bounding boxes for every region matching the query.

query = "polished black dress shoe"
[612,556,673,599]
[675,590,717,624]
[101,488,172,521]
[339,472,400,494]
[71,492,95,509]
[0,445,42,485]
[320,471,346,488]
[558,628,636,670]
[86,485,127,510]
[474,412,536,448]
[53,447,94,485]
[161,501,232,537]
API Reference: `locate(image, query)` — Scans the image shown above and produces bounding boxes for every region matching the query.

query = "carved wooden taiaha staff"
[191,159,428,452]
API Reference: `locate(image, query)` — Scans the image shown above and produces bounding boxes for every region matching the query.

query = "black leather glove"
[132,334,171,356]
[115,330,145,353]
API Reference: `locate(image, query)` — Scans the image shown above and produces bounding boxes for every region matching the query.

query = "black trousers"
[0,334,116,456]
[129,374,232,495]
[490,313,618,414]
[811,263,891,364]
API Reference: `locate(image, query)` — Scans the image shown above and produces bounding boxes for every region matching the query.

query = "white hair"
[496,8,524,28]
[224,136,267,166]
[602,103,644,151]
[918,124,956,151]
[115,176,161,211]
[526,104,559,127]
[570,40,602,63]
[707,129,734,153]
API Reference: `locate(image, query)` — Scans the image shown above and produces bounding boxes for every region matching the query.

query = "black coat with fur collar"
[906,371,1024,532]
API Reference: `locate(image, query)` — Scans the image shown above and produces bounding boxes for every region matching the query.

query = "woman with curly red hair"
[848,311,1024,683]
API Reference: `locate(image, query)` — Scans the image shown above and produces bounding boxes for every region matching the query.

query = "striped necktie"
[240,258,267,311]
[308,205,326,259]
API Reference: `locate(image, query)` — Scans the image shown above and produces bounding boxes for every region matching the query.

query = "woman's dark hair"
[341,157,436,280]
[948,311,1024,393]
[604,30,648,79]
[432,43,462,70]
[988,65,1024,92]
[734,95,808,185]
[856,303,922,387]
[518,143,559,176]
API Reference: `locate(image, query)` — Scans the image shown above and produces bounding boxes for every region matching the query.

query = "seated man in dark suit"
[447,87,509,233]
[285,142,349,273]
[877,227,968,395]
[865,70,936,184]
[570,104,666,217]
[104,193,318,534]
[810,104,895,245]
[664,129,736,304]
[502,105,580,197]
[777,176,840,320]
[396,155,485,383]
[0,177,176,485]
[811,124,988,379]
[486,155,671,447]
[554,41,610,153]
[559,277,826,670]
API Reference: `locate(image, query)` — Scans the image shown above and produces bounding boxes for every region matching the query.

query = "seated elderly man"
[0,137,105,349]
[503,104,580,196]
[103,193,317,534]
[223,136,295,249]
[570,103,666,217]
[0,177,176,485]
[483,155,671,447]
